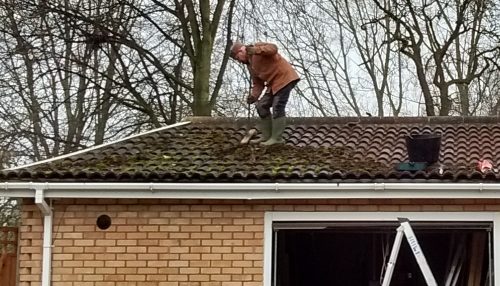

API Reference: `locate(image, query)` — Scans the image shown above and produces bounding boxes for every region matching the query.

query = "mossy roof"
[2,116,500,183]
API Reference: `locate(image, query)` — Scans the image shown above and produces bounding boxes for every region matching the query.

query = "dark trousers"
[256,80,298,119]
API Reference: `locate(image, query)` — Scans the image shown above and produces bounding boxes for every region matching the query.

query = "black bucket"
[405,133,441,163]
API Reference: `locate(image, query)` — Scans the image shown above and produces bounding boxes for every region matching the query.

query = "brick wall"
[18,198,500,286]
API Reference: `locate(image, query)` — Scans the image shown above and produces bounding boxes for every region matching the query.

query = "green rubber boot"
[261,116,286,146]
[250,117,272,144]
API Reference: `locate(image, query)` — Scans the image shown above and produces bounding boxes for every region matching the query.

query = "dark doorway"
[274,222,492,286]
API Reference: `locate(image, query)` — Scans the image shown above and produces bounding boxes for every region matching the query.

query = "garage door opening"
[272,221,493,286]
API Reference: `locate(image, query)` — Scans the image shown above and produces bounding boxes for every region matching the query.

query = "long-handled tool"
[240,75,256,145]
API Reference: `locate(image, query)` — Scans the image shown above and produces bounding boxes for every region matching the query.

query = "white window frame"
[263,211,500,286]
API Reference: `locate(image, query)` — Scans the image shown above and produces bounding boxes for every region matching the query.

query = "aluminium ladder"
[381,218,437,286]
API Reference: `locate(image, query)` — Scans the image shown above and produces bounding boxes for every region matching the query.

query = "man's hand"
[246,95,258,104]
[246,45,256,55]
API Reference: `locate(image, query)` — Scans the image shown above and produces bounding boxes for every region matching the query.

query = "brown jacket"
[247,42,300,99]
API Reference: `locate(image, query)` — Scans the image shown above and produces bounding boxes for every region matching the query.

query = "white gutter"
[3,182,500,199]
[35,189,52,286]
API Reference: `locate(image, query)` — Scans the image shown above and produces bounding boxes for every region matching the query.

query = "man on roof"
[230,41,300,145]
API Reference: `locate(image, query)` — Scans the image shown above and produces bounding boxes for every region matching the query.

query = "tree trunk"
[192,42,213,116]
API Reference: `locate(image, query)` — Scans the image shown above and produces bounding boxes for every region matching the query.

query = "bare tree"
[237,0,412,116]
[372,0,500,115]
[0,0,239,166]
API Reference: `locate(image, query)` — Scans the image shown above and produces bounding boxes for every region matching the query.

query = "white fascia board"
[2,182,500,199]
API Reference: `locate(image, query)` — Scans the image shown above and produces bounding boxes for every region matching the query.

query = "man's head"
[230,42,247,63]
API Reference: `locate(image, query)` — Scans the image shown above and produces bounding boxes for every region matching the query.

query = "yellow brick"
[147,246,170,253]
[170,233,189,239]
[169,260,188,267]
[84,260,104,267]
[138,253,158,260]
[74,268,94,274]
[149,218,170,224]
[74,240,94,246]
[170,247,189,253]
[212,218,233,225]
[117,225,137,231]
[191,219,212,224]
[19,247,42,254]
[189,274,210,281]
[160,225,180,232]
[117,240,137,246]
[105,260,125,267]
[211,260,231,267]
[96,267,116,274]
[94,253,115,260]
[167,274,188,281]
[138,225,159,232]
[106,232,127,240]
[138,268,158,274]
[80,274,103,281]
[222,254,242,260]
[202,225,222,232]
[211,247,231,253]
[201,240,222,246]
[95,282,115,286]
[126,246,147,253]
[201,268,221,274]
[191,260,211,267]
[52,268,73,274]
[221,282,242,286]
[127,232,147,239]
[222,240,243,246]
[117,253,137,260]
[96,239,116,246]
[62,247,84,253]
[126,260,146,267]
[147,274,168,281]
[64,218,85,225]
[53,254,73,261]
[117,267,137,274]
[181,225,201,232]
[159,267,180,274]
[233,233,253,239]
[190,233,211,239]
[83,246,106,253]
[147,260,168,267]
[74,253,94,260]
[222,226,243,232]
[105,246,126,253]
[210,275,231,281]
[232,261,253,267]
[139,239,159,246]
[84,232,105,240]
[231,274,253,281]
[243,253,262,260]
[233,219,254,225]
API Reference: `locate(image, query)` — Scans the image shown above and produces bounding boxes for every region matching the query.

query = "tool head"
[240,129,258,144]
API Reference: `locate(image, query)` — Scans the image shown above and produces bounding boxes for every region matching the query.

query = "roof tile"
[4,116,500,182]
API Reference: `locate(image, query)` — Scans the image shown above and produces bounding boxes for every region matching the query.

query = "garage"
[267,215,495,286]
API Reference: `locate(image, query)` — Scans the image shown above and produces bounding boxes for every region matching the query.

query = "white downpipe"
[35,189,52,286]
[41,213,52,286]
[2,182,500,199]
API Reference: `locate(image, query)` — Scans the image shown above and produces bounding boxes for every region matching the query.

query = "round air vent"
[96,214,112,230]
